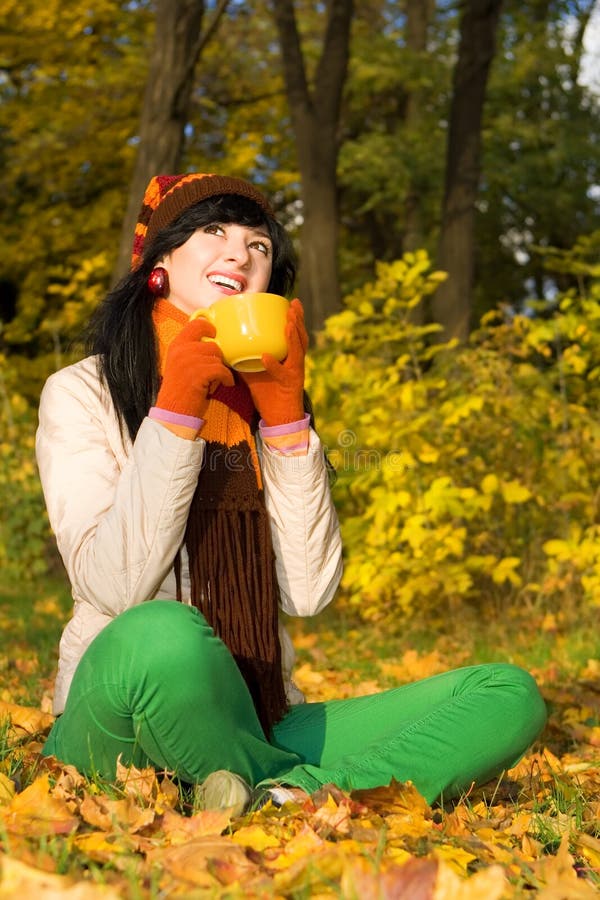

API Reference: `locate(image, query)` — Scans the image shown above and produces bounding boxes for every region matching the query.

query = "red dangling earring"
[147,266,170,297]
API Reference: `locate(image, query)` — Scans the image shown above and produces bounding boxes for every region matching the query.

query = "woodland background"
[2,0,600,629]
[1,2,600,895]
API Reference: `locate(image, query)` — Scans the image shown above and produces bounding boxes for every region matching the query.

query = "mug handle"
[189,308,219,346]
[189,307,214,323]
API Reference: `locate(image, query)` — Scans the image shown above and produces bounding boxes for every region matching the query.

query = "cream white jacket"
[36,356,343,715]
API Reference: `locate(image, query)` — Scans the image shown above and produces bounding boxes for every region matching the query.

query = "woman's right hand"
[155,318,234,421]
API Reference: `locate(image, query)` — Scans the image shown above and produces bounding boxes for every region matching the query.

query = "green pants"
[43,601,547,804]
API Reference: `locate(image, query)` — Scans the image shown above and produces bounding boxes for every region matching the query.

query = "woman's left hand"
[239,298,308,426]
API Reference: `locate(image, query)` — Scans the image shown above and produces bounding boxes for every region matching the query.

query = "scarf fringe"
[186,492,289,736]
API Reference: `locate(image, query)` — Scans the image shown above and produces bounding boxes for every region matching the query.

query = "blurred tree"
[431,0,504,342]
[403,0,437,255]
[113,0,231,281]
[270,0,354,331]
[0,0,151,383]
[338,0,599,327]
[474,0,600,317]
[337,1,449,293]
[1,0,599,378]
[178,0,296,210]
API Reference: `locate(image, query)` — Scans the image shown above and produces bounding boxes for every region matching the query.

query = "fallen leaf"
[115,757,158,803]
[0,853,121,898]
[0,774,16,805]
[433,860,506,900]
[0,701,54,738]
[155,774,179,813]
[432,844,478,875]
[353,779,431,818]
[161,807,232,842]
[231,823,281,851]
[310,792,351,835]
[147,838,255,888]
[49,764,86,802]
[574,832,600,868]
[264,824,325,871]
[341,855,438,900]
[1,774,79,836]
[271,845,346,894]
[534,833,599,899]
[79,793,155,833]
[72,832,131,861]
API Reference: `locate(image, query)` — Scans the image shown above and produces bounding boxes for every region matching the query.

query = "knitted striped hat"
[131,173,274,268]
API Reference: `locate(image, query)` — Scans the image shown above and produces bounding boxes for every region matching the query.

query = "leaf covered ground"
[0,584,599,898]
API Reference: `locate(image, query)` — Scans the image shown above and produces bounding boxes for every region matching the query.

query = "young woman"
[36,172,547,811]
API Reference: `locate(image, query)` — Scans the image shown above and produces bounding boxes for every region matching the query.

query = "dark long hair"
[87,195,297,443]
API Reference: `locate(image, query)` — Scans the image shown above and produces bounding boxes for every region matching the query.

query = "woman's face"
[159,222,273,316]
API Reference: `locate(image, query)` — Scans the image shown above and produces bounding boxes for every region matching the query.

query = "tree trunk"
[113,0,230,281]
[431,0,503,342]
[402,0,435,255]
[270,0,354,332]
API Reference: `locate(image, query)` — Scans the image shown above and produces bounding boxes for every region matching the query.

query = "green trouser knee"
[43,601,300,786]
[271,662,547,803]
[43,601,547,804]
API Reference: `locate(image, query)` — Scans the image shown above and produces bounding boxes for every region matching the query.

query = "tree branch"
[174,0,231,114]
[211,88,287,107]
[314,0,354,121]
[270,0,312,117]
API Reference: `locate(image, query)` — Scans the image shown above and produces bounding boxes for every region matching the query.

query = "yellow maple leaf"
[574,833,600,868]
[264,824,325,871]
[0,701,54,737]
[147,837,255,888]
[231,823,281,851]
[73,831,130,860]
[2,773,79,836]
[433,843,478,874]
[161,807,232,843]
[0,853,122,898]
[79,793,155,834]
[433,860,506,899]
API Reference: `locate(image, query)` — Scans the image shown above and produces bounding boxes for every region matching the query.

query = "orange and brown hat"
[131,173,274,269]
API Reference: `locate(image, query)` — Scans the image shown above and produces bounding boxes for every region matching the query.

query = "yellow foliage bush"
[307,251,600,623]
[0,250,110,580]
[0,354,51,580]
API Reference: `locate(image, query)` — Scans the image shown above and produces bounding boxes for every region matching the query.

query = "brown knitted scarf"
[153,299,289,736]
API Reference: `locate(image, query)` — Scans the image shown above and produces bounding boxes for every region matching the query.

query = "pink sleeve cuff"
[259,413,310,456]
[258,413,311,436]
[149,406,205,431]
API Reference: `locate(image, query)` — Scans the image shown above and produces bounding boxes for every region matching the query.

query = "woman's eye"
[251,240,271,256]
[204,223,224,235]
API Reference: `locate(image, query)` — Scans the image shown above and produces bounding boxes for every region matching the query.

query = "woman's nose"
[224,237,251,266]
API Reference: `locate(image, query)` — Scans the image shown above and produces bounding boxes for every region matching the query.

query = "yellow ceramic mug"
[190,292,289,372]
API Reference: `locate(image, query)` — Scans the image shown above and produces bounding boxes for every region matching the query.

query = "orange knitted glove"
[239,299,308,426]
[154,317,234,421]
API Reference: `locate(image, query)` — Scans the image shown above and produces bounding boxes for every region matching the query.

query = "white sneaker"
[193,770,252,817]
[266,786,298,807]
[251,783,308,810]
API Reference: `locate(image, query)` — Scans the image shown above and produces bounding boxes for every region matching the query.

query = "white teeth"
[208,275,243,291]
